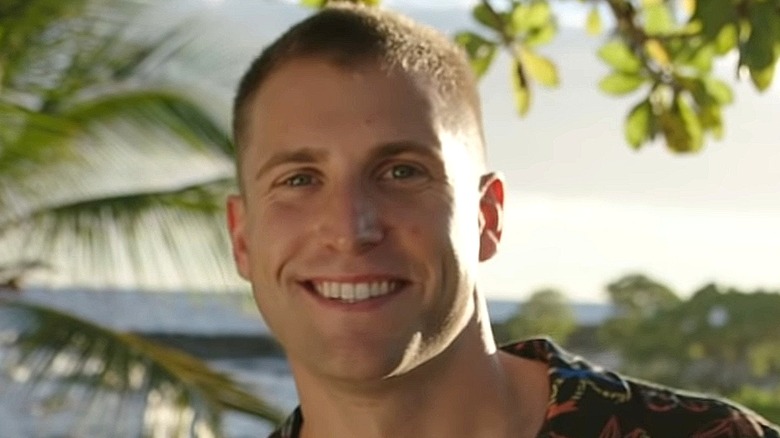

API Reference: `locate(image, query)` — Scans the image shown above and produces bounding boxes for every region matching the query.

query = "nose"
[317,183,385,253]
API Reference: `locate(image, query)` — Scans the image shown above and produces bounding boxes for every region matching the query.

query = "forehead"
[243,57,445,153]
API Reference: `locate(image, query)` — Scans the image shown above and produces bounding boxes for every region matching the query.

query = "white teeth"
[355,283,370,300]
[325,282,338,298]
[370,282,387,297]
[313,281,397,302]
[340,283,355,301]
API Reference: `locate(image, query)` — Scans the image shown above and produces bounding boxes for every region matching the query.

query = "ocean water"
[1,292,612,436]
[0,356,296,438]
[212,357,297,438]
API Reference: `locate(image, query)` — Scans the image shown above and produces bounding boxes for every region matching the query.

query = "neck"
[294,296,549,438]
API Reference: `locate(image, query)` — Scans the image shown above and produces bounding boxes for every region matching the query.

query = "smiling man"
[226,4,779,438]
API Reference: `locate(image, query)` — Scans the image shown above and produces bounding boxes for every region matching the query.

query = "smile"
[307,280,403,303]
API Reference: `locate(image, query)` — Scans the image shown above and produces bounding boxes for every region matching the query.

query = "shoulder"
[501,338,780,437]
[610,378,780,437]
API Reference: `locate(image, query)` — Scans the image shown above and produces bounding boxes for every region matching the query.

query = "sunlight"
[479,192,780,302]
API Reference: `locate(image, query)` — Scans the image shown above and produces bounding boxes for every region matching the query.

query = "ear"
[226,194,251,280]
[478,172,505,262]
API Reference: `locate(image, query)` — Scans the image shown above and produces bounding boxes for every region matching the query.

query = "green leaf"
[454,32,497,78]
[750,62,776,91]
[625,100,653,148]
[586,7,602,36]
[661,97,703,153]
[525,22,557,47]
[743,2,777,71]
[512,1,552,33]
[686,44,716,72]
[677,97,703,152]
[598,40,642,74]
[644,2,676,36]
[473,3,502,31]
[692,0,737,41]
[511,59,531,116]
[704,78,733,105]
[644,39,671,68]
[742,0,778,91]
[599,72,645,95]
[300,0,328,8]
[302,0,380,6]
[699,104,724,139]
[520,48,559,87]
[714,24,738,55]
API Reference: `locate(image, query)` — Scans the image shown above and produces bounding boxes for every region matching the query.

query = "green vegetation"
[313,0,780,154]
[2,0,779,434]
[498,288,577,344]
[495,274,780,424]
[0,0,276,435]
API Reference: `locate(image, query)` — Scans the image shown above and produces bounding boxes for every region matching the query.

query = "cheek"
[245,200,311,279]
[389,193,456,254]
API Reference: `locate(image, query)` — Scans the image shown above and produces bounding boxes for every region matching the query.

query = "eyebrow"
[370,140,442,162]
[254,147,328,181]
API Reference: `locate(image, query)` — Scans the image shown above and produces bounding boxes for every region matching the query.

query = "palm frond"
[1,0,237,226]
[0,0,148,96]
[65,90,234,158]
[0,298,284,436]
[0,0,92,84]
[2,176,240,290]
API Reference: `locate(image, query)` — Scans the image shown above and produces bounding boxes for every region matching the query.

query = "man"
[226,4,779,437]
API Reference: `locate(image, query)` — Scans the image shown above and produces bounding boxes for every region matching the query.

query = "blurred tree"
[604,281,780,400]
[598,273,680,350]
[597,273,683,384]
[308,0,780,154]
[501,288,577,344]
[0,0,281,434]
[0,0,237,286]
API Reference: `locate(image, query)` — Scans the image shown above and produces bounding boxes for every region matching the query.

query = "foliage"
[731,386,780,425]
[0,298,284,436]
[602,277,780,397]
[598,273,681,355]
[0,0,236,286]
[0,0,279,434]
[499,288,578,345]
[306,0,780,154]
[598,275,780,422]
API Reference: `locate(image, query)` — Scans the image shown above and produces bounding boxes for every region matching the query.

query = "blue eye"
[284,174,315,187]
[387,164,421,179]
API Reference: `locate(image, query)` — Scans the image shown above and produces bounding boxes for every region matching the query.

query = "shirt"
[268,338,780,437]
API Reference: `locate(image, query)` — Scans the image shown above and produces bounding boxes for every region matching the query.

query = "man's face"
[227,57,502,382]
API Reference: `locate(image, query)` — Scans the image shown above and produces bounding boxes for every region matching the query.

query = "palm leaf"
[0,298,284,436]
[0,1,282,435]
[3,176,239,289]
[65,90,234,158]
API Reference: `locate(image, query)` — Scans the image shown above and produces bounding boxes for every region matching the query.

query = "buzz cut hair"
[232,3,487,181]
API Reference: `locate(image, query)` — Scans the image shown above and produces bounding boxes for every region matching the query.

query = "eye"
[281,173,317,187]
[382,164,424,180]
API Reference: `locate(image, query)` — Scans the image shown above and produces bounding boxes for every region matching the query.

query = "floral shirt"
[268,338,780,437]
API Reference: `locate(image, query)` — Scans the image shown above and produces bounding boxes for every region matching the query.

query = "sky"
[42,0,775,303]
[183,0,780,303]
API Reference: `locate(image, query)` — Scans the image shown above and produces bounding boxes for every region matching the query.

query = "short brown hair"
[232,3,486,177]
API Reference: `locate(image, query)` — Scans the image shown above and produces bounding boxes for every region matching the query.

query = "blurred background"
[1,0,778,436]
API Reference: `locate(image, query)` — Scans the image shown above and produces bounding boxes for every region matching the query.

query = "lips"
[303,279,406,303]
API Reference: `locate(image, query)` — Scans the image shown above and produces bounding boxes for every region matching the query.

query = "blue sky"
[65,0,776,303]
[190,0,780,302]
